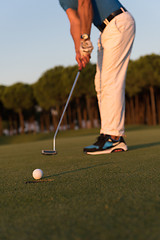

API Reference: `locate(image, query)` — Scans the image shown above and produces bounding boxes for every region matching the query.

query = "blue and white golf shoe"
[83,134,128,155]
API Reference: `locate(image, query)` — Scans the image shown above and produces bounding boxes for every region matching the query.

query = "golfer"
[59,0,135,155]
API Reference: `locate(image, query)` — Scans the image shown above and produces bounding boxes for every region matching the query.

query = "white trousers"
[95,11,135,136]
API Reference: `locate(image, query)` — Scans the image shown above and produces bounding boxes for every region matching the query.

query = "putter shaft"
[53,71,81,151]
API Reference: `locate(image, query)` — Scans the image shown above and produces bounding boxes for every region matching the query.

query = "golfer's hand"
[76,51,90,71]
[80,39,93,56]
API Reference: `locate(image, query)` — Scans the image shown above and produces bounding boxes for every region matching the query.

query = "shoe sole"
[85,142,128,155]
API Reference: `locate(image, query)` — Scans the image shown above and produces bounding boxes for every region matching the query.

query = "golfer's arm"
[66,8,81,53]
[78,0,93,37]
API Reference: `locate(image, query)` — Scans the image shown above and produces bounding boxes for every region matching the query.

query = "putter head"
[41,150,57,155]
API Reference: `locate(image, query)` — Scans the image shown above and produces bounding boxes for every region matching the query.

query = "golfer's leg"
[100,12,135,136]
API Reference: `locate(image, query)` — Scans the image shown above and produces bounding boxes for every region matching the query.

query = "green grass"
[0,126,160,240]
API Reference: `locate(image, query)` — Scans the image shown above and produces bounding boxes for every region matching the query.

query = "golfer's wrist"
[81,33,90,41]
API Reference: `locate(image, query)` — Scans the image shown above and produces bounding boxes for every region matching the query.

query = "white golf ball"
[32,169,43,180]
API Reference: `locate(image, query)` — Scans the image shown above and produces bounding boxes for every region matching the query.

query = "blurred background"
[0,0,160,136]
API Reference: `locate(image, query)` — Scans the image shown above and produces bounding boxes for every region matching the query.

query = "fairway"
[0,126,160,240]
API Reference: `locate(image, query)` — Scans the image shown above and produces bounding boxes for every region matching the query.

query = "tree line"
[0,54,160,136]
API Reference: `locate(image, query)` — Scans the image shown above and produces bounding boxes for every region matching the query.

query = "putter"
[42,70,81,155]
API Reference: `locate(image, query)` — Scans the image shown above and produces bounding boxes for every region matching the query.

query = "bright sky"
[0,0,159,86]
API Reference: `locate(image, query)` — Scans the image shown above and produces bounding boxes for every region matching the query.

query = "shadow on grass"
[128,141,160,151]
[44,161,113,179]
[44,141,160,179]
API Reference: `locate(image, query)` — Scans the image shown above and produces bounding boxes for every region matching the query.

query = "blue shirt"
[59,0,123,27]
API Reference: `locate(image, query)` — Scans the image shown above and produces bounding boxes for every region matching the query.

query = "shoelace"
[94,134,121,146]
[94,134,110,146]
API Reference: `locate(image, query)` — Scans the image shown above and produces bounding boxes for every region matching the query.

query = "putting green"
[0,126,160,240]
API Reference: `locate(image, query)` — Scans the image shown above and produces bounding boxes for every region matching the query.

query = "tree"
[1,83,34,134]
[0,85,6,135]
[125,54,160,125]
[136,54,160,125]
[33,66,66,131]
